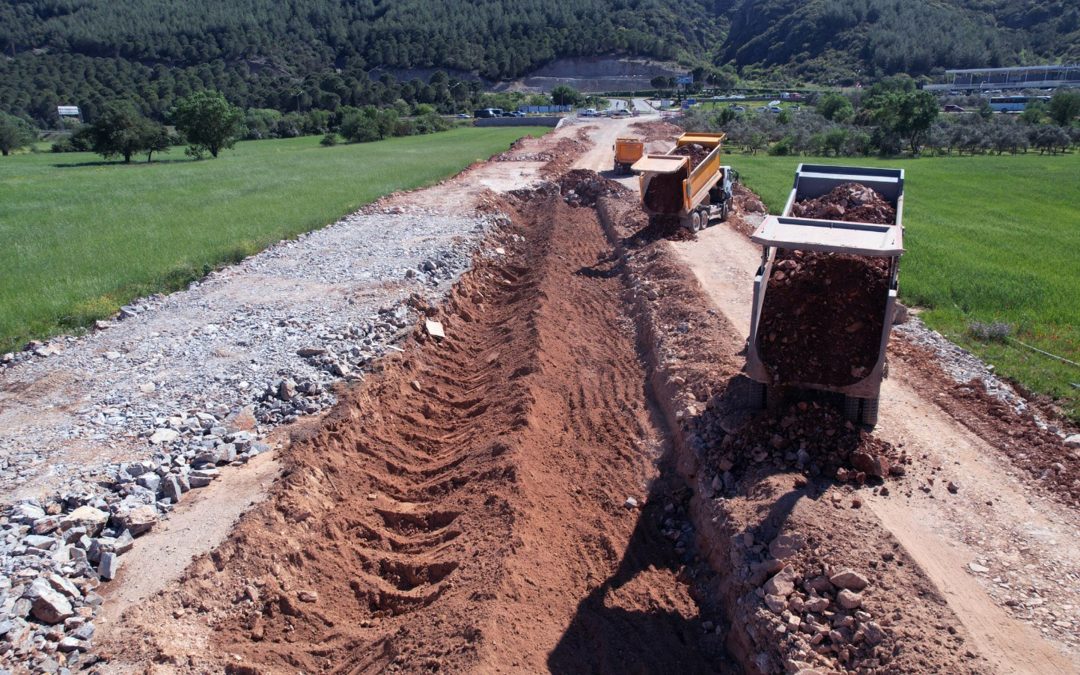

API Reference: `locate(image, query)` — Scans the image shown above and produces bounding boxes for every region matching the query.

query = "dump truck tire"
[691,211,703,232]
[843,395,861,422]
[861,397,880,427]
[746,381,766,409]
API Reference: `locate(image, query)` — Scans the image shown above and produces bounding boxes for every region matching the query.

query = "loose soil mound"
[628,120,683,143]
[758,251,890,387]
[792,183,896,225]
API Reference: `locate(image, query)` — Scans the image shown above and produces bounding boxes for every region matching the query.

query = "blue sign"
[676,75,694,85]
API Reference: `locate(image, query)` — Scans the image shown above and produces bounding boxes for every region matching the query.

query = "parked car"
[456,113,471,118]
[943,104,965,113]
[580,108,599,117]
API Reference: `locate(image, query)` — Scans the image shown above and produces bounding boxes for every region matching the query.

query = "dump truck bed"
[632,132,726,218]
[745,165,905,402]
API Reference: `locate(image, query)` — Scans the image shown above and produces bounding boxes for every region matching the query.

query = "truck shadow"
[545,454,733,674]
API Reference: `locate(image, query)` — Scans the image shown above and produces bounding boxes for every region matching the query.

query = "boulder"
[829,569,869,591]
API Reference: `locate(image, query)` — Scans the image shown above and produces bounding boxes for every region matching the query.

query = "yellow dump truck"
[631,132,736,231]
[613,137,645,175]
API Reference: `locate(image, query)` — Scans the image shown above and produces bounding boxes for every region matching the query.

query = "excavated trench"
[103,181,732,673]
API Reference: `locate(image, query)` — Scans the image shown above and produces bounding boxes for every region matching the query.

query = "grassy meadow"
[0,128,535,353]
[728,152,1080,421]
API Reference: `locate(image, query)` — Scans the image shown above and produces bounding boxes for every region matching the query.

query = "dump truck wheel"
[765,384,785,410]
[843,395,861,422]
[698,207,710,229]
[861,398,880,427]
[691,212,702,232]
[746,381,766,409]
[720,200,730,222]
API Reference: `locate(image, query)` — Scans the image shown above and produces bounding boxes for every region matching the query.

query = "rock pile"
[702,400,902,485]
[556,169,629,207]
[791,183,896,225]
[0,402,274,672]
[758,251,891,387]
[749,541,891,673]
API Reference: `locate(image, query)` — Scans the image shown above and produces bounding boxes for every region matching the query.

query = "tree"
[143,126,172,163]
[551,85,582,107]
[88,102,163,163]
[1047,90,1080,127]
[172,90,242,158]
[816,93,853,123]
[650,76,669,91]
[865,89,938,154]
[1019,101,1046,125]
[0,113,36,156]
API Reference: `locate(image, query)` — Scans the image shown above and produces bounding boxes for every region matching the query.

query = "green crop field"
[729,152,1080,421]
[0,127,535,353]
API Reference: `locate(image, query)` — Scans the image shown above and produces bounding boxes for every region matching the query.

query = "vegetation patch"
[0,127,535,353]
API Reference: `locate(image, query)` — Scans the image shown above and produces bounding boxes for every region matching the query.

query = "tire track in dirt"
[100,186,728,673]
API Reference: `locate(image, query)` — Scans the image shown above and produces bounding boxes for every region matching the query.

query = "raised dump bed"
[613,137,644,174]
[744,164,905,426]
[631,132,736,232]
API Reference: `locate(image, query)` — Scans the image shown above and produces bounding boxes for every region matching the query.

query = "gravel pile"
[0,203,512,673]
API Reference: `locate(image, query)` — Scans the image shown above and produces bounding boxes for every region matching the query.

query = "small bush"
[967,321,1011,342]
[320,132,338,146]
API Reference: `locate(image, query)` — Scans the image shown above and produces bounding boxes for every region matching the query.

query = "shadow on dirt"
[546,455,733,675]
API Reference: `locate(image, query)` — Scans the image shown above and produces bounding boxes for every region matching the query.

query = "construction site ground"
[5,115,1078,674]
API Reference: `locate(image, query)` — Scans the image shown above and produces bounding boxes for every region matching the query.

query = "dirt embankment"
[101,178,727,673]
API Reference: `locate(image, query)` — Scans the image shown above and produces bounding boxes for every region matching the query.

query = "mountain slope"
[0,0,1074,124]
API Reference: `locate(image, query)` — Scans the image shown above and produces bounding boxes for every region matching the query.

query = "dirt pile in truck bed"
[758,250,890,387]
[668,143,710,171]
[643,173,684,214]
[792,183,896,224]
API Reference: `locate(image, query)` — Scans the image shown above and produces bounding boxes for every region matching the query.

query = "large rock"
[149,428,180,444]
[61,506,109,535]
[118,505,158,536]
[851,451,889,479]
[11,503,46,524]
[764,565,798,597]
[837,589,862,609]
[829,569,869,591]
[98,552,120,581]
[24,579,74,624]
[769,533,804,560]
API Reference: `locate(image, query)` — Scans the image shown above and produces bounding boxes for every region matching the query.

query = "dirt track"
[92,118,1079,673]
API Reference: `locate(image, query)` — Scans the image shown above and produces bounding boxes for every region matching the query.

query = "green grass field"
[729,152,1080,421]
[0,128,535,353]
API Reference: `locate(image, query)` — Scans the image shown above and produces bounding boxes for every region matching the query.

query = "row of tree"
[48,91,244,162]
[681,81,1080,158]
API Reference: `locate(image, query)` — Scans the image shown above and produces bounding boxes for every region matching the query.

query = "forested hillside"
[1,0,1076,124]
